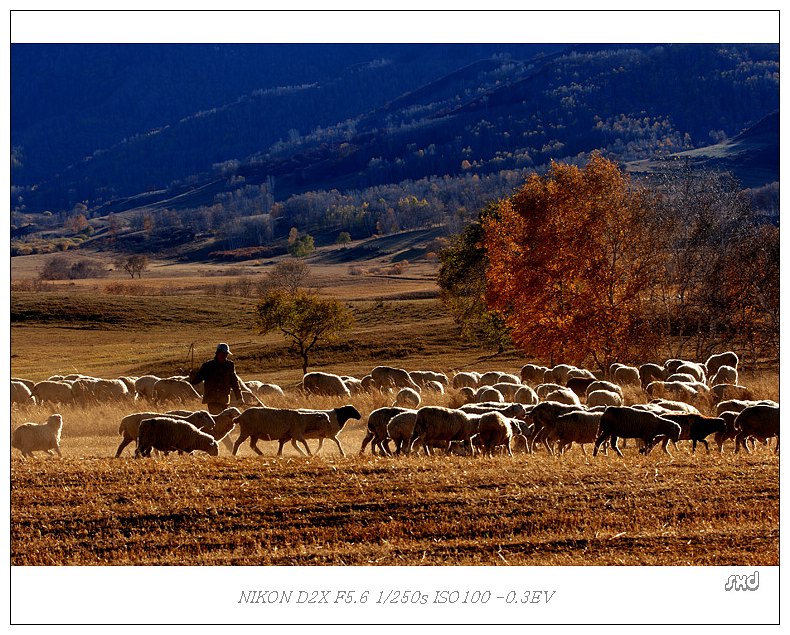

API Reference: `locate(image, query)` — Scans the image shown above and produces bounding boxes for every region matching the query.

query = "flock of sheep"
[10,350,779,460]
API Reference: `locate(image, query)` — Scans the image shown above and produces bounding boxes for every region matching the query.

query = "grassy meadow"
[10,252,780,566]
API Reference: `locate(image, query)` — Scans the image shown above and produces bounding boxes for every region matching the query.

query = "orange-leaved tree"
[482,153,662,371]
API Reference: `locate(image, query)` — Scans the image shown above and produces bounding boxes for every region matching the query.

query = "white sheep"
[409,406,478,456]
[11,414,63,458]
[116,409,216,457]
[72,377,130,404]
[585,380,623,399]
[475,411,514,457]
[535,383,565,399]
[371,366,420,391]
[152,378,202,405]
[393,387,421,408]
[451,371,480,389]
[475,386,504,403]
[137,417,219,457]
[674,361,706,383]
[586,389,623,408]
[386,410,420,455]
[341,376,365,395]
[422,380,445,395]
[360,407,410,456]
[710,384,753,404]
[513,385,539,405]
[31,380,74,405]
[709,365,738,387]
[544,387,581,406]
[134,375,160,400]
[543,364,578,385]
[545,410,604,456]
[302,371,352,397]
[490,382,520,401]
[245,380,285,399]
[704,351,739,377]
[232,407,329,456]
[409,370,450,388]
[520,363,549,385]
[12,377,35,391]
[639,363,665,388]
[612,365,641,387]
[11,381,35,406]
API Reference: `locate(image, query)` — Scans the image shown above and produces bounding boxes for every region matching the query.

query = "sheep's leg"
[380,438,393,456]
[700,439,710,453]
[232,433,248,456]
[330,436,346,457]
[611,436,624,458]
[115,437,134,458]
[289,437,311,457]
[579,443,587,457]
[593,431,608,456]
[54,446,62,457]
[359,431,374,454]
[249,438,264,456]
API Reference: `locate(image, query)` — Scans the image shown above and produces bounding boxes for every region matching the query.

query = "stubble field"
[10,253,780,566]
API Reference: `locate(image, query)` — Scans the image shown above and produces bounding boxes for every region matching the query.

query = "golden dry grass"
[10,391,780,566]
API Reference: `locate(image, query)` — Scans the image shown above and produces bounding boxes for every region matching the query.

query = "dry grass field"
[10,251,780,567]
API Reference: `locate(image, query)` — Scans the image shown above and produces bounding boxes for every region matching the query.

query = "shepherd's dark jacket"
[190,357,242,406]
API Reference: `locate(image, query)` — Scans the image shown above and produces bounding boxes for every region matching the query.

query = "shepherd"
[189,343,243,415]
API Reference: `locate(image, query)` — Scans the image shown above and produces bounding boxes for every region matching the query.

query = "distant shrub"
[10,279,55,292]
[39,256,108,280]
[347,265,364,276]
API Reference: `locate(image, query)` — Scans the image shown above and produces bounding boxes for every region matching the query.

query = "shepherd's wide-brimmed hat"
[216,343,232,356]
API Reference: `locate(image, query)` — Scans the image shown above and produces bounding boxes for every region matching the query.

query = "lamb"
[734,404,779,454]
[11,381,35,406]
[116,409,217,457]
[296,405,362,457]
[232,407,331,457]
[546,410,603,456]
[704,351,739,378]
[393,387,421,408]
[11,414,63,458]
[31,380,74,405]
[593,406,681,457]
[371,366,420,391]
[708,365,738,387]
[409,406,478,456]
[360,407,410,455]
[475,411,514,457]
[136,417,219,457]
[302,371,352,397]
[520,363,549,385]
[535,383,565,399]
[586,389,623,408]
[152,378,202,405]
[387,410,420,455]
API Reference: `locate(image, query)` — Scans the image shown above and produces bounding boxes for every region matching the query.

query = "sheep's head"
[47,414,63,429]
[335,405,362,427]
